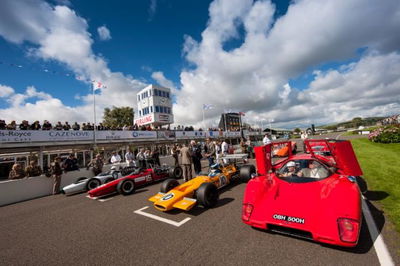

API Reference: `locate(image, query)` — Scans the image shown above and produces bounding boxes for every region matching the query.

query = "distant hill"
[319,117,384,130]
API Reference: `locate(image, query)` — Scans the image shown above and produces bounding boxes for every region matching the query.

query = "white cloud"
[97,25,111,41]
[151,71,177,94]
[0,0,146,123]
[0,85,14,98]
[174,0,400,128]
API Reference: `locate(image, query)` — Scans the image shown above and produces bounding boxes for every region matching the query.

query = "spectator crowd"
[0,119,260,132]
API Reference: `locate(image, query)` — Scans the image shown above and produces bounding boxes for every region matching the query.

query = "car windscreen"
[277,159,331,183]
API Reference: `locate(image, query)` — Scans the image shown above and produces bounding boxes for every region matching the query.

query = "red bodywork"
[88,168,170,198]
[243,139,363,247]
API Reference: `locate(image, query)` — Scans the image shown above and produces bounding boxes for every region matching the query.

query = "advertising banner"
[175,131,206,138]
[0,130,92,143]
[157,131,176,140]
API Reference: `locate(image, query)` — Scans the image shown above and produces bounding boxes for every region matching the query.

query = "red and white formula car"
[88,165,182,198]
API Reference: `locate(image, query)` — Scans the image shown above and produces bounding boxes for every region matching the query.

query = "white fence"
[0,168,100,207]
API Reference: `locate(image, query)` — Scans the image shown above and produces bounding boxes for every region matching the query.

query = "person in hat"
[281,161,298,177]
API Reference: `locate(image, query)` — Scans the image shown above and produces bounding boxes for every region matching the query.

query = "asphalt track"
[1,134,399,265]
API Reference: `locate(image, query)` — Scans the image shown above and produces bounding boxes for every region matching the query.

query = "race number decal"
[219,175,227,187]
[145,175,152,182]
[161,193,174,201]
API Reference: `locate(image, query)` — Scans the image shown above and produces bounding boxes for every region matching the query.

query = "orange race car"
[149,155,255,212]
[272,141,297,157]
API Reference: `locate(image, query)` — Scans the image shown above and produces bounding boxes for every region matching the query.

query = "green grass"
[351,138,400,232]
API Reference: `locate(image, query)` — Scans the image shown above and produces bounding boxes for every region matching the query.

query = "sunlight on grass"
[351,138,400,232]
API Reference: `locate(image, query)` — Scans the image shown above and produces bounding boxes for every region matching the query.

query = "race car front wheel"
[196,183,219,208]
[86,178,101,191]
[117,179,135,195]
[169,166,183,179]
[240,165,256,183]
[160,179,179,193]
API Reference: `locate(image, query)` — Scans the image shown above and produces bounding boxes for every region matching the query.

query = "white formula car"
[61,166,137,195]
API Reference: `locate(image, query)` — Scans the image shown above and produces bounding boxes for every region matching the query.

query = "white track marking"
[336,133,394,264]
[86,195,97,200]
[98,197,113,202]
[362,196,394,266]
[134,206,191,227]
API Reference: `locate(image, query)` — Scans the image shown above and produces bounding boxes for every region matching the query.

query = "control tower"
[134,84,174,127]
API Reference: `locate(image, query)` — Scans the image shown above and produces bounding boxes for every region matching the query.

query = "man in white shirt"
[263,134,271,145]
[110,151,122,164]
[221,140,229,164]
[125,149,136,167]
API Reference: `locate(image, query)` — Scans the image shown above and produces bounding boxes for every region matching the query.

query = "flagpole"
[93,86,97,148]
[239,113,243,138]
[202,105,205,130]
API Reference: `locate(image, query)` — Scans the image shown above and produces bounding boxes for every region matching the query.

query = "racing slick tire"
[86,178,101,191]
[160,179,179,193]
[74,177,87,184]
[240,165,256,183]
[169,166,183,179]
[196,183,219,208]
[117,179,135,195]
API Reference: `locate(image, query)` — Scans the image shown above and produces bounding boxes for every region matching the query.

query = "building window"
[155,106,159,113]
[139,110,142,116]
[149,90,152,96]
[138,95,140,101]
[150,106,153,113]
[166,92,169,99]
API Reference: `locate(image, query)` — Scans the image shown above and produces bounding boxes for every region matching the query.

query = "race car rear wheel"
[160,179,179,193]
[117,179,135,195]
[86,178,101,191]
[240,165,256,183]
[196,183,219,208]
[169,166,183,179]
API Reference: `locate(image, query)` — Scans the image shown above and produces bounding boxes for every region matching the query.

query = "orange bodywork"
[149,164,238,212]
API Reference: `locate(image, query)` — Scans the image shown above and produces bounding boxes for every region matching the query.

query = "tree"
[293,128,301,134]
[352,117,363,127]
[102,106,134,129]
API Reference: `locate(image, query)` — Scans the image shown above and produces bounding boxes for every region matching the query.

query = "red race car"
[242,139,363,247]
[88,165,183,198]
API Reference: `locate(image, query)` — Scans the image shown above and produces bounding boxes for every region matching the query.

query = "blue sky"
[0,0,399,128]
[0,0,212,107]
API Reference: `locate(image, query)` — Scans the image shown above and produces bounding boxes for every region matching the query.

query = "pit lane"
[0,174,391,265]
[0,134,398,265]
